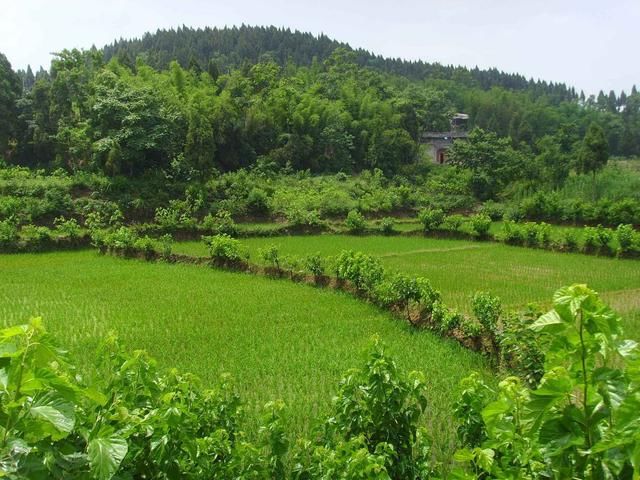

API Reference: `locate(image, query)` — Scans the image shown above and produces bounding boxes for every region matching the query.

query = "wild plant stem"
[578,309,592,451]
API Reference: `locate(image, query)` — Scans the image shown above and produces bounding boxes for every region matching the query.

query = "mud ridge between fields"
[378,244,496,257]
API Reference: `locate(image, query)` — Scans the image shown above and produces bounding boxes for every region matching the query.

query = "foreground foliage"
[2,285,637,478]
[452,285,640,479]
[0,321,430,479]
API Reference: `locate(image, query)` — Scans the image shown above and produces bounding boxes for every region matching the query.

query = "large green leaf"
[481,399,510,425]
[29,392,75,434]
[530,310,564,332]
[0,324,28,341]
[88,435,128,480]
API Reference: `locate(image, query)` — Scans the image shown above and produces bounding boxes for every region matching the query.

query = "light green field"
[174,235,640,339]
[0,250,492,460]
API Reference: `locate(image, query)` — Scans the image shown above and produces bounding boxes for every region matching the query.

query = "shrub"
[281,255,304,276]
[246,187,270,215]
[429,301,446,332]
[258,244,281,271]
[154,202,196,230]
[615,223,639,256]
[83,202,123,230]
[500,221,524,245]
[441,214,465,232]
[583,226,599,252]
[0,318,261,479]
[418,208,445,231]
[203,234,245,264]
[103,226,138,252]
[479,200,505,220]
[133,236,157,258]
[159,233,173,259]
[594,224,613,246]
[304,253,325,277]
[558,229,579,252]
[471,292,502,336]
[469,213,491,238]
[374,273,422,321]
[459,317,483,338]
[499,308,545,387]
[441,309,464,334]
[344,209,366,233]
[328,339,428,479]
[380,217,395,235]
[54,216,82,239]
[202,209,238,236]
[335,250,385,294]
[523,222,540,247]
[583,224,613,254]
[537,222,552,248]
[430,302,463,335]
[19,224,52,248]
[154,206,180,228]
[616,223,635,251]
[502,206,524,222]
[285,207,322,227]
[293,436,392,479]
[416,278,441,319]
[453,373,493,447]
[0,218,19,248]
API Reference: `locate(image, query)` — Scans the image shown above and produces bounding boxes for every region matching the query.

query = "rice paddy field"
[3,233,639,462]
[0,249,493,460]
[174,235,640,340]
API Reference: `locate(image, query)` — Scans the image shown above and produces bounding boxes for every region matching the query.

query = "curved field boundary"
[378,244,496,257]
[101,245,507,362]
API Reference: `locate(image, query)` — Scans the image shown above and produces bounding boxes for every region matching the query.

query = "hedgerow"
[505,187,640,227]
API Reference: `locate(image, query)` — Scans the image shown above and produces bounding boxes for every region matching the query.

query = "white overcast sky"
[1,0,638,95]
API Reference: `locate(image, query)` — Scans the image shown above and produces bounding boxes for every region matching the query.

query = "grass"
[173,235,640,339]
[0,249,492,461]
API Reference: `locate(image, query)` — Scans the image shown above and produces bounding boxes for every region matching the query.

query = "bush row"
[91,227,173,260]
[498,221,640,257]
[196,235,544,379]
[414,209,640,259]
[502,191,640,226]
[417,208,493,239]
[0,217,89,252]
[0,165,475,228]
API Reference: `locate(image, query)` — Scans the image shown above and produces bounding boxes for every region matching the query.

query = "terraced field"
[0,249,492,460]
[174,235,640,339]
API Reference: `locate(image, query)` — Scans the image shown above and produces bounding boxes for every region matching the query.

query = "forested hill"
[2,24,640,180]
[102,25,576,102]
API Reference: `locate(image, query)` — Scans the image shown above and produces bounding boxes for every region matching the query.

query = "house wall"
[425,141,452,164]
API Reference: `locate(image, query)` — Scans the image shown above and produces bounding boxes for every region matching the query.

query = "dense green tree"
[448,127,525,200]
[534,135,570,188]
[3,27,639,178]
[91,71,184,175]
[0,52,22,158]
[367,128,417,173]
[19,65,35,91]
[102,26,578,100]
[576,122,609,176]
